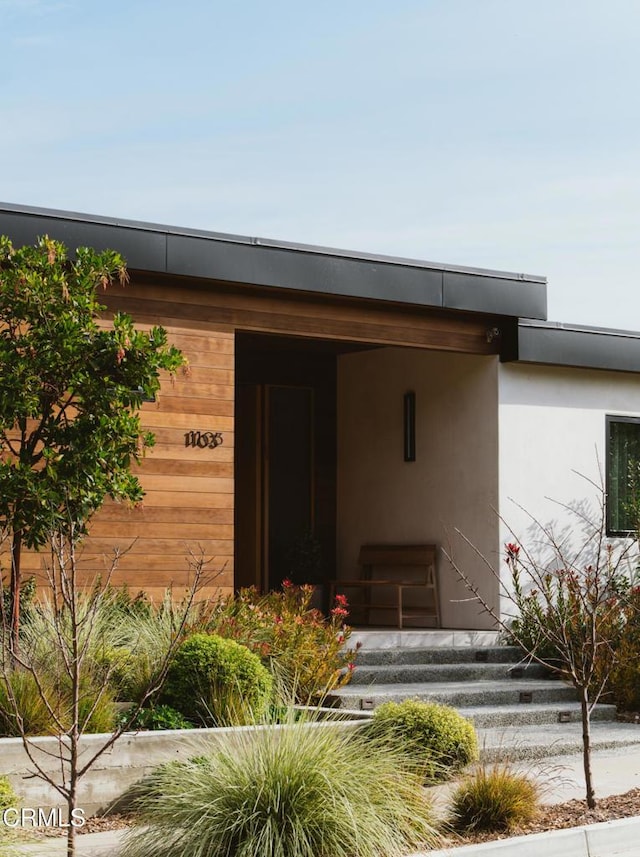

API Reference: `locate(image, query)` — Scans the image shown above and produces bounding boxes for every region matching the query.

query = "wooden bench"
[330,544,439,629]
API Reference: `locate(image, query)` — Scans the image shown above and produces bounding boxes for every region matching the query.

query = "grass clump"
[121,716,441,857]
[0,670,118,737]
[368,698,478,781]
[450,763,540,833]
[161,633,273,726]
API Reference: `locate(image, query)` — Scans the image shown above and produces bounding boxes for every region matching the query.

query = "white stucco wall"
[337,348,499,630]
[498,363,640,615]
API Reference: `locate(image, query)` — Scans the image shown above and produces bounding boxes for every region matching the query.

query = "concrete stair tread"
[355,646,523,666]
[459,701,616,717]
[477,721,640,760]
[460,701,617,727]
[349,662,544,684]
[335,678,572,696]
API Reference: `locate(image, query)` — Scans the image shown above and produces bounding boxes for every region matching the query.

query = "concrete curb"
[412,814,640,857]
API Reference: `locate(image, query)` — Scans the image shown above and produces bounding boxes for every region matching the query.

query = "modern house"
[2,202,640,630]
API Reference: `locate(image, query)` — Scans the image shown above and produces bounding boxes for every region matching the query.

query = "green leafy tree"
[0,234,184,652]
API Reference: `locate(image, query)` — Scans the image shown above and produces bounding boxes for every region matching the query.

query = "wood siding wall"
[20,280,236,600]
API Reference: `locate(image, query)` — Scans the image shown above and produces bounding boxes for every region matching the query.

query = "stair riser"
[350,663,547,685]
[469,706,617,728]
[355,647,523,666]
[335,685,578,709]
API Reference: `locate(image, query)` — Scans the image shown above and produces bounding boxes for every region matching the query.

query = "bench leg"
[398,585,403,630]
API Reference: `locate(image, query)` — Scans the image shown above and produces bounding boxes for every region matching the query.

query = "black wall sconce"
[404,391,416,462]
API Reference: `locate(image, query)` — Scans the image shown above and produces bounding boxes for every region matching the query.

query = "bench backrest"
[357,543,436,583]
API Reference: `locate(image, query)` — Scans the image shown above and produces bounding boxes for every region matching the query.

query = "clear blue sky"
[2,0,639,329]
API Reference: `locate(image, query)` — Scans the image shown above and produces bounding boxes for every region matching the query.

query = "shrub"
[368,699,478,781]
[0,775,18,813]
[122,705,192,731]
[606,585,640,711]
[506,600,563,667]
[161,633,273,726]
[208,582,358,702]
[121,715,441,857]
[0,775,18,846]
[450,763,540,833]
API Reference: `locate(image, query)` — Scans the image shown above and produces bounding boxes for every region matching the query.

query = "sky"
[2,0,640,329]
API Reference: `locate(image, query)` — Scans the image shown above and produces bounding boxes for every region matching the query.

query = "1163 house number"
[184,430,224,449]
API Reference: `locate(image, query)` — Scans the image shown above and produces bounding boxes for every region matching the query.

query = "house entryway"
[234,330,503,630]
[234,331,376,600]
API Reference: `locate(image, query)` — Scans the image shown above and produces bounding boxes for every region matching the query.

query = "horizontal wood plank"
[88,522,234,539]
[94,505,234,525]
[137,475,234,494]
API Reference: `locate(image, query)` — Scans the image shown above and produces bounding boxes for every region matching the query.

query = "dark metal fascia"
[0,202,547,319]
[507,319,640,373]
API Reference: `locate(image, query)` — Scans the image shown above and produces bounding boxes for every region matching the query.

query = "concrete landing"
[349,629,502,650]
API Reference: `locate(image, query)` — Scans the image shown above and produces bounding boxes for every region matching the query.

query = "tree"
[444,476,635,809]
[0,235,184,653]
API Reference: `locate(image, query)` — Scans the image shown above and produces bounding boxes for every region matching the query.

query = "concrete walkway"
[8,744,640,856]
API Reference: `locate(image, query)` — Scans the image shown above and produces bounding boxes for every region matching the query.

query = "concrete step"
[331,678,579,709]
[355,645,522,666]
[349,661,547,685]
[348,629,501,650]
[478,720,640,761]
[459,701,618,728]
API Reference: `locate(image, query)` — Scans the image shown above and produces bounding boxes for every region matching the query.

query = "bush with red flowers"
[206,583,358,703]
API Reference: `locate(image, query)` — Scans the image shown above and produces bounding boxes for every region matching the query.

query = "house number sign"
[184,430,224,449]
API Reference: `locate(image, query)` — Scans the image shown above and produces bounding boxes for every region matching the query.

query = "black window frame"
[606,414,640,537]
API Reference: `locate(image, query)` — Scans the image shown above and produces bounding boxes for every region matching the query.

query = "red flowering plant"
[206,583,358,703]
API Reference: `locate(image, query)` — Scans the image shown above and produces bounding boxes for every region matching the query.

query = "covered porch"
[234,330,502,630]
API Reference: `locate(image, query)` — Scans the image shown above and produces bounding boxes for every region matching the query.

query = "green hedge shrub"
[450,763,539,833]
[161,633,273,726]
[368,699,478,781]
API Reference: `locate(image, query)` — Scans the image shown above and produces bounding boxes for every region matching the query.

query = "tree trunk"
[66,773,77,857]
[580,687,596,809]
[9,528,22,660]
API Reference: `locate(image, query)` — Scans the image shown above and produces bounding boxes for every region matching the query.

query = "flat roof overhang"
[0,202,548,321]
[503,319,640,374]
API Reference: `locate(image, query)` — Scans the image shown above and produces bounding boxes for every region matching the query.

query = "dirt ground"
[447,787,640,846]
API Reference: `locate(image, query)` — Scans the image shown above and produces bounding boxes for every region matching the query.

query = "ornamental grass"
[121,713,441,857]
[450,762,540,833]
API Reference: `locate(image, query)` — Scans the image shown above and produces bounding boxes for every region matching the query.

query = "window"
[607,415,640,535]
